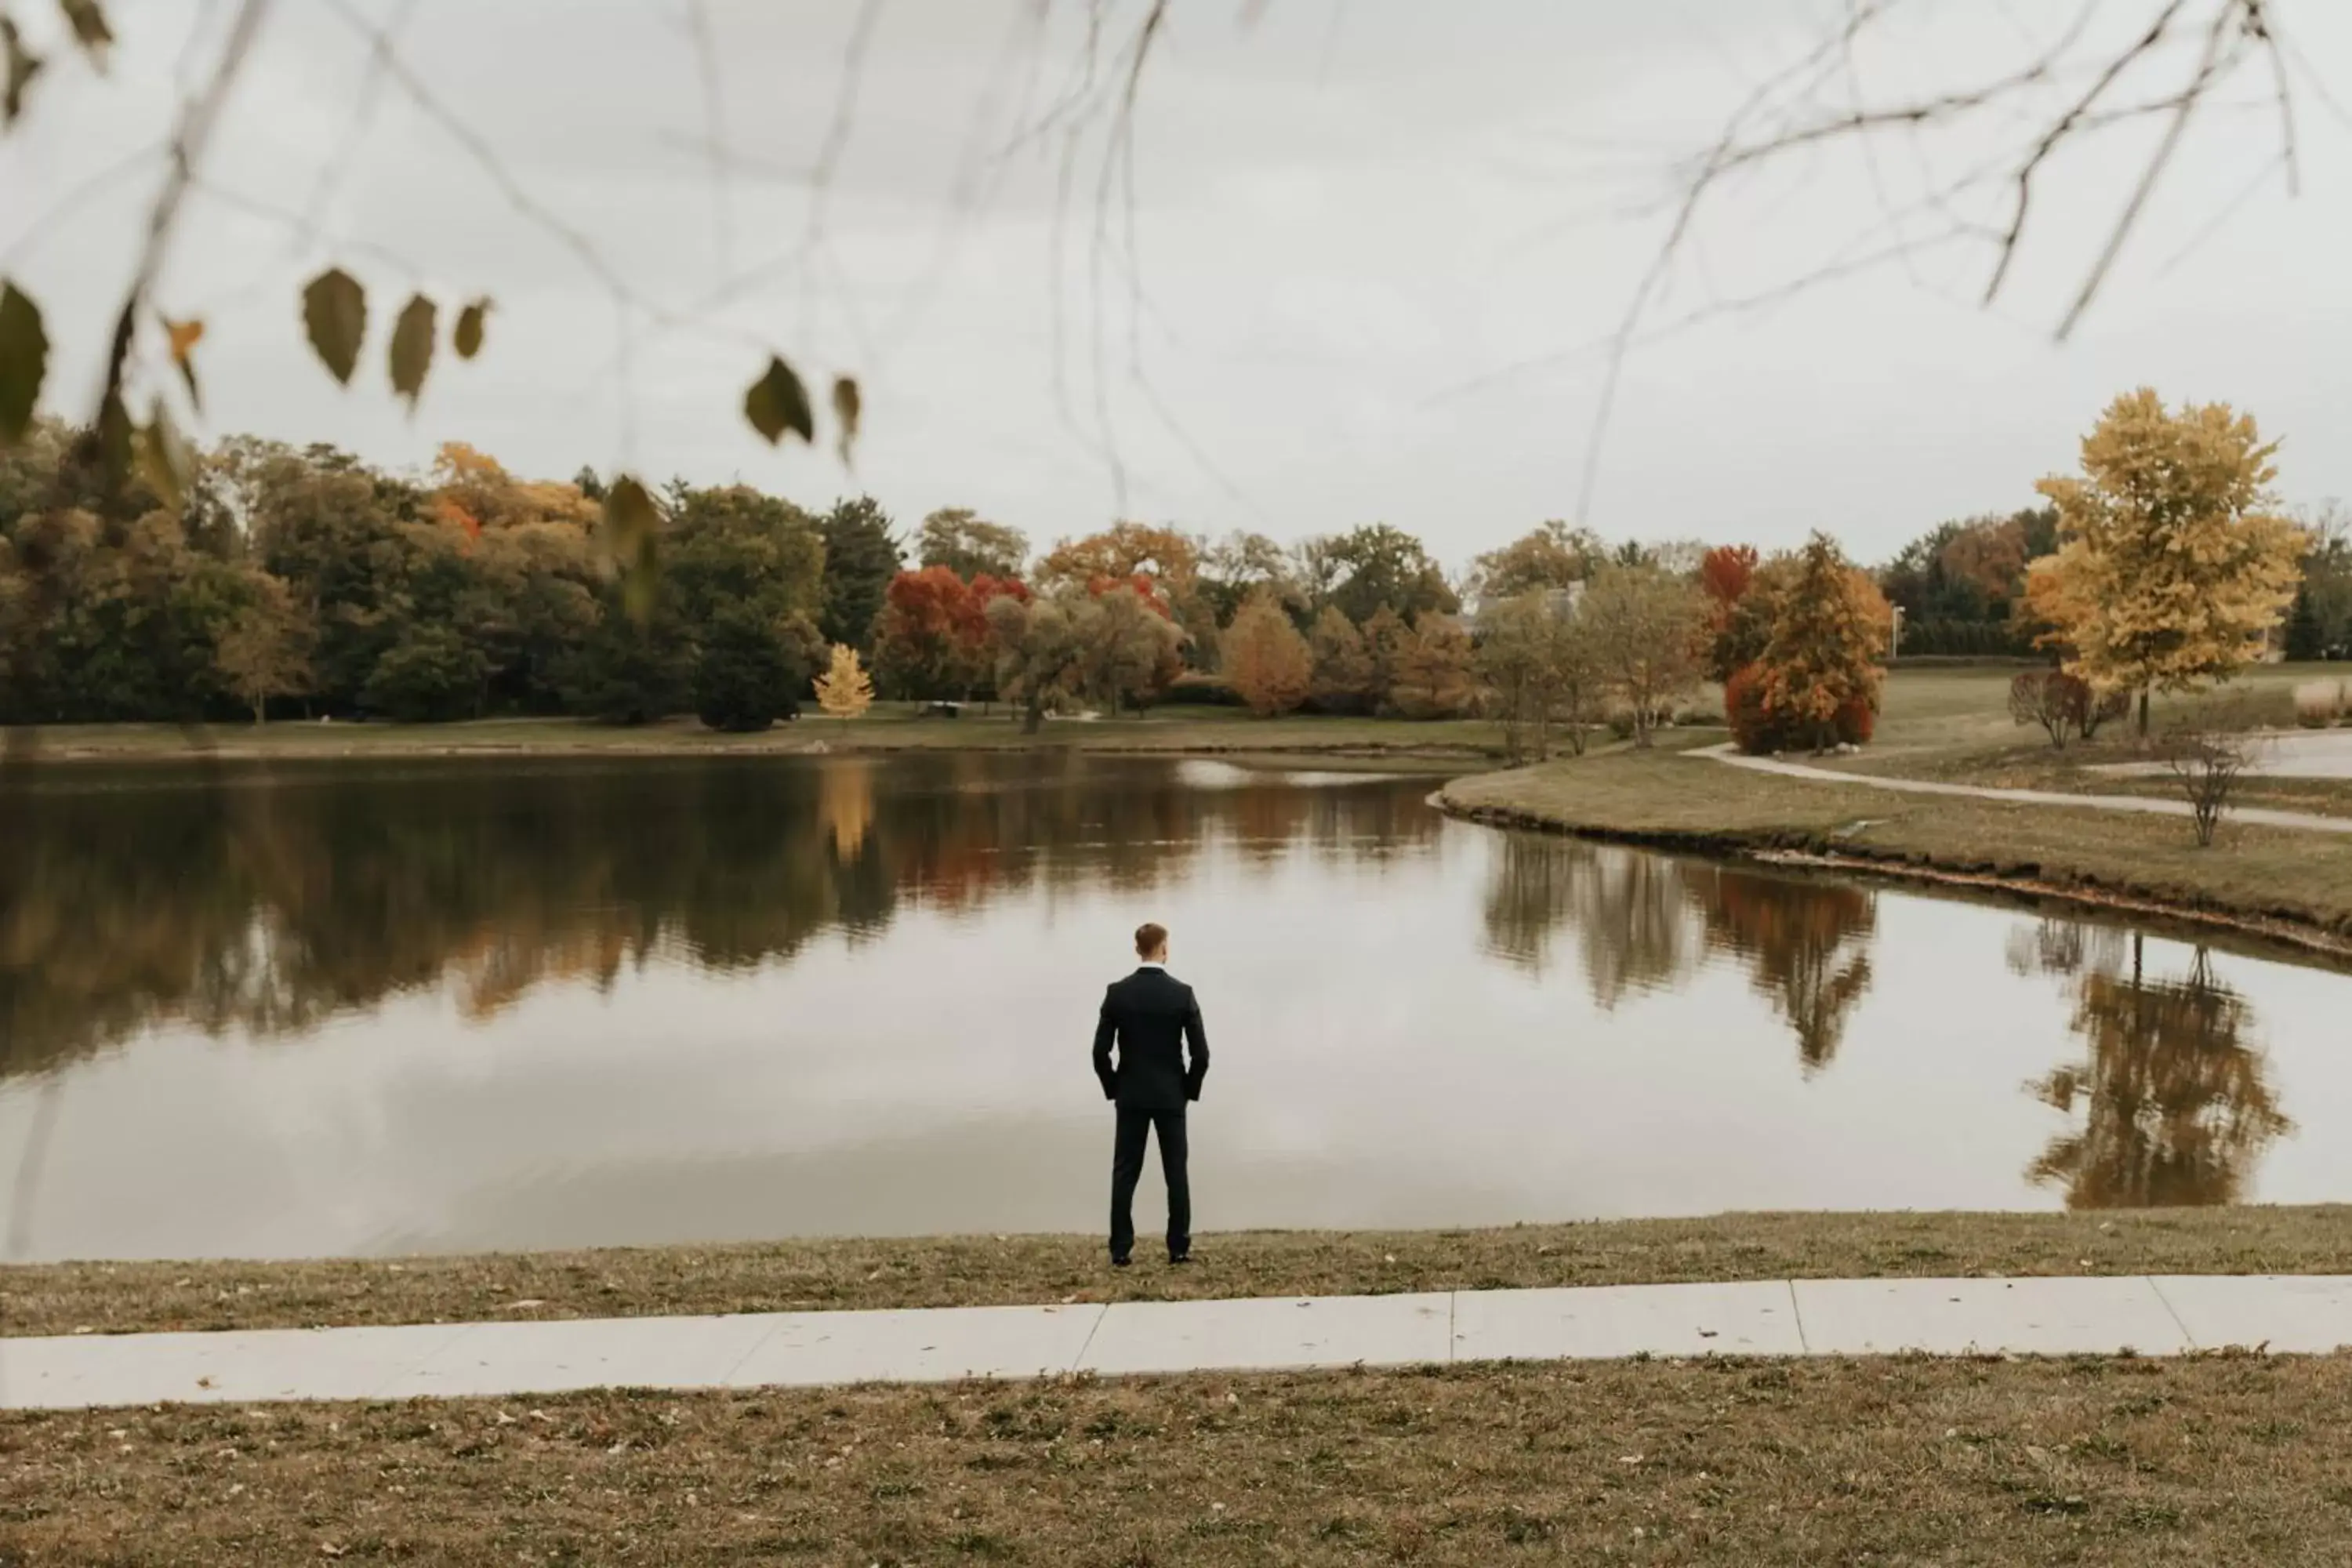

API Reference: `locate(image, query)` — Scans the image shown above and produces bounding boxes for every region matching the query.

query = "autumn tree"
[1697,543,1760,682]
[1305,607,1375,715]
[1386,613,1478,720]
[1219,593,1313,717]
[812,643,875,728]
[1040,522,1214,666]
[872,566,975,700]
[1752,534,1890,753]
[916,508,1029,582]
[1359,604,1411,710]
[1578,561,1706,746]
[1038,521,1202,595]
[2027,390,2305,737]
[212,568,313,724]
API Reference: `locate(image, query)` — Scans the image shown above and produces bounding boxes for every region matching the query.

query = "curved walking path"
[1697,744,2352,835]
[7,1273,2352,1410]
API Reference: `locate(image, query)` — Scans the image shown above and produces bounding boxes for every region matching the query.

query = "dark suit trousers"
[1109,1106,1189,1260]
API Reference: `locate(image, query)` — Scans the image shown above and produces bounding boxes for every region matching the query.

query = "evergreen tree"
[695,603,802,732]
[818,495,902,654]
[2285,586,2324,662]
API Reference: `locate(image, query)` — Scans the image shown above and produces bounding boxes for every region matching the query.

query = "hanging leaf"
[453,298,489,361]
[2,19,42,126]
[743,355,814,446]
[57,0,113,63]
[0,281,46,445]
[831,375,862,466]
[602,475,662,622]
[136,398,194,510]
[301,267,367,387]
[388,293,437,411]
[165,316,205,410]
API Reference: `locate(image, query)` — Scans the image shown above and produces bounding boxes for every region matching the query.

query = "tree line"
[0,426,901,730]
[0,387,2328,742]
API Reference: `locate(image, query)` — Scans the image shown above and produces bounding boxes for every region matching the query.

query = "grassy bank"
[8,1353,2351,1564]
[1443,663,2352,953]
[0,704,1509,766]
[10,1207,2352,1340]
[1443,750,2352,949]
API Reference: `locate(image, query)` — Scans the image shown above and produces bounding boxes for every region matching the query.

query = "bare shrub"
[2158,707,2263,848]
[2009,670,2088,747]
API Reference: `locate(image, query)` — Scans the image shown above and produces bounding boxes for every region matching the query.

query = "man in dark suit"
[1093,921,1209,1266]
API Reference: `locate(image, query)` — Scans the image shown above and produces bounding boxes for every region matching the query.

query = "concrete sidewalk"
[8,1274,2352,1411]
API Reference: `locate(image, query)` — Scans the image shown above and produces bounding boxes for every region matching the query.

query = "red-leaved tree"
[1699,543,1761,682]
[877,567,1033,700]
[873,567,973,699]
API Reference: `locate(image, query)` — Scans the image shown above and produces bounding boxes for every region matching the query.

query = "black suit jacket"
[1093,967,1209,1111]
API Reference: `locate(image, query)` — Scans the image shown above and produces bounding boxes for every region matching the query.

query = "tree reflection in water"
[1684,866,1877,1074]
[2020,927,2291,1210]
[0,756,1439,1081]
[1481,834,1877,1070]
[1479,835,1691,1006]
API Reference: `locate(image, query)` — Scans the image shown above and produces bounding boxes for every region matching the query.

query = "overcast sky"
[4,0,2347,569]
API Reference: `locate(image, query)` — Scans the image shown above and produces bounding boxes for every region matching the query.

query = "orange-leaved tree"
[1752,533,1889,753]
[1219,592,1312,716]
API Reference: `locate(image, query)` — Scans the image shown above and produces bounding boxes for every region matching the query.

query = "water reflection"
[2014,926,2292,1209]
[1689,869,1876,1074]
[1481,835,1876,1070]
[0,755,1439,1081]
[0,760,2340,1259]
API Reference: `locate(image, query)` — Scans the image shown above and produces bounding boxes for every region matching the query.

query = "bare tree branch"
[97,0,275,426]
[296,0,421,243]
[2056,2,2237,339]
[684,0,736,279]
[1573,0,2297,522]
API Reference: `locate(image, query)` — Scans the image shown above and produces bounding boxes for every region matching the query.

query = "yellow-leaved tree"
[2027,390,2305,737]
[812,643,875,728]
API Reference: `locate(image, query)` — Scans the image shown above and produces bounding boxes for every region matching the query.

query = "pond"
[2,751,2348,1263]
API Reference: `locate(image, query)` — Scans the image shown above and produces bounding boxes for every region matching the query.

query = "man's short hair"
[1134,922,1169,957]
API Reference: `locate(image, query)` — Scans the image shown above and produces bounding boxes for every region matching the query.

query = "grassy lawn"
[1820,665,2352,813]
[9,1353,2352,1564]
[0,705,1512,765]
[11,1207,2352,1340]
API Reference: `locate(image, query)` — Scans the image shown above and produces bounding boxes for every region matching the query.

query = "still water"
[2,752,2348,1262]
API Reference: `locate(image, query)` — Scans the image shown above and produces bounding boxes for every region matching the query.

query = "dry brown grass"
[11,1207,2352,1341]
[8,1353,2352,1564]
